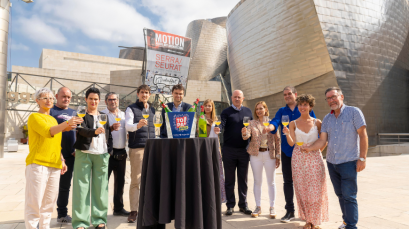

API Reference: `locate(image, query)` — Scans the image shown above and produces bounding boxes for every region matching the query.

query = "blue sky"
[8,0,238,70]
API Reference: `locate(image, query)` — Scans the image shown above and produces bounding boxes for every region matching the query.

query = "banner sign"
[144,28,191,95]
[165,112,196,138]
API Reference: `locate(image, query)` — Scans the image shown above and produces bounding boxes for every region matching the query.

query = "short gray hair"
[283,86,297,94]
[35,88,55,100]
[105,92,118,101]
[324,87,343,96]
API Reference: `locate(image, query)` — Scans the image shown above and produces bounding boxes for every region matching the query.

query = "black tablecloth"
[137,138,222,229]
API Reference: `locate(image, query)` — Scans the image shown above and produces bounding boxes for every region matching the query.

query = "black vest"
[127,100,155,148]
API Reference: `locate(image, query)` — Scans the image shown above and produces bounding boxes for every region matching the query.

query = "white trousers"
[250,151,276,207]
[25,163,60,229]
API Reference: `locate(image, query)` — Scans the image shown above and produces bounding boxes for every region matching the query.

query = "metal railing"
[6,72,173,112]
[378,133,409,145]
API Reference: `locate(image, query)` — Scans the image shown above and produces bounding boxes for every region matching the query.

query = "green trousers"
[72,149,110,228]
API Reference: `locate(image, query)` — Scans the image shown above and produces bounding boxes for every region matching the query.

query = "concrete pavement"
[0,145,408,229]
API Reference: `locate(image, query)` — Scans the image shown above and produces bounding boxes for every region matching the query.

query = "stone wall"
[39,49,142,75]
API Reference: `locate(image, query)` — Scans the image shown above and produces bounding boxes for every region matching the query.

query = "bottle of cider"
[187,98,200,112]
[198,105,207,137]
[160,100,172,113]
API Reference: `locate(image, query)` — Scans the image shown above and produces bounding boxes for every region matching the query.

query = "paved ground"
[0,145,408,229]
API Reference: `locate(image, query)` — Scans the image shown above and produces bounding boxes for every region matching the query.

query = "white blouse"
[82,114,108,155]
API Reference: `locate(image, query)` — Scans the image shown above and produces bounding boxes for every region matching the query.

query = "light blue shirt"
[231,104,242,111]
[321,105,366,164]
[172,102,183,112]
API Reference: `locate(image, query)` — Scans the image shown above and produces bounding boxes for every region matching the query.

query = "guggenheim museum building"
[187,0,409,145]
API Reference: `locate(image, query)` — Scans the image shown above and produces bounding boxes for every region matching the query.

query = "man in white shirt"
[102,92,130,217]
[125,85,155,223]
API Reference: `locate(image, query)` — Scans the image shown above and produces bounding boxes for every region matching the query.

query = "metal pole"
[0,1,10,158]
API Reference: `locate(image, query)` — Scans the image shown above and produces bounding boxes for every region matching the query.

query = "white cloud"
[140,0,239,36]
[32,0,155,46]
[14,0,239,47]
[11,42,29,51]
[17,16,67,45]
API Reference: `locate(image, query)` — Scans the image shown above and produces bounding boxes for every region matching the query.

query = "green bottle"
[198,105,207,137]
[187,98,199,112]
[160,100,172,113]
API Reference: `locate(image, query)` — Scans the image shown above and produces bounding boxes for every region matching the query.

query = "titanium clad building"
[226,0,409,145]
[186,17,229,81]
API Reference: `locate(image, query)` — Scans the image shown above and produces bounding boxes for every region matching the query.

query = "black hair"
[85,87,100,99]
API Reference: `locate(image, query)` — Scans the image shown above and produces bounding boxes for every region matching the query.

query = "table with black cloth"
[137,138,222,229]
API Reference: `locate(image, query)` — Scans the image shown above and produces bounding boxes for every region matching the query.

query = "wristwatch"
[359,158,366,162]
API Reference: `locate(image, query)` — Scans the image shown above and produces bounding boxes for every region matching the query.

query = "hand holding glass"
[76,106,86,128]
[243,116,250,127]
[281,115,289,135]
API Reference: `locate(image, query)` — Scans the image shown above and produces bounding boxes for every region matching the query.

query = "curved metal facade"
[186,17,228,81]
[227,0,409,144]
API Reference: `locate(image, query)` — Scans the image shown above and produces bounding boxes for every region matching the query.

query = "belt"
[259,148,268,152]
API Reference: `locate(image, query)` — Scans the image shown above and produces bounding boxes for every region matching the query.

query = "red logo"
[176,116,187,128]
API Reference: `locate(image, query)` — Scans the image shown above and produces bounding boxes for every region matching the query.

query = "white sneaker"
[269,207,276,219]
[338,221,347,229]
[251,206,261,217]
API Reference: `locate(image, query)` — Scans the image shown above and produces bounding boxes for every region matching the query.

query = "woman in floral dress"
[283,94,329,229]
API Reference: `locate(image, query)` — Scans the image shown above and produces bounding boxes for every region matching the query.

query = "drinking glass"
[98,114,107,126]
[281,115,289,135]
[153,114,163,138]
[214,115,221,134]
[243,116,250,128]
[76,106,86,128]
[142,108,149,120]
[115,113,121,123]
[263,116,270,127]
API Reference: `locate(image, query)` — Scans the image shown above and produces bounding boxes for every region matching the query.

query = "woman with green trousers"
[72,88,113,229]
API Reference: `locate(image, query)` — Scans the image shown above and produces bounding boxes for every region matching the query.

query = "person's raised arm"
[269,109,282,133]
[50,118,80,136]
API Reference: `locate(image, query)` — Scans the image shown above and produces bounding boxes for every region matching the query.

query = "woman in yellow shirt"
[25,88,82,229]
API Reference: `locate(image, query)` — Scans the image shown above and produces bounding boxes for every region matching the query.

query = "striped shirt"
[321,105,366,164]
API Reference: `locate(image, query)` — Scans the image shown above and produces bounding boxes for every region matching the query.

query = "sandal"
[303,223,312,229]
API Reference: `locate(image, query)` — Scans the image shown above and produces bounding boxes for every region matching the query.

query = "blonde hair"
[203,99,217,122]
[254,101,269,118]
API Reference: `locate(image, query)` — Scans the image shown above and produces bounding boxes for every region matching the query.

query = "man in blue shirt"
[269,86,316,223]
[303,87,368,229]
[49,87,76,224]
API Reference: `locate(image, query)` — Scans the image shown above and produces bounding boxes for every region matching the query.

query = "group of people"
[216,86,367,229]
[24,84,163,229]
[23,82,367,229]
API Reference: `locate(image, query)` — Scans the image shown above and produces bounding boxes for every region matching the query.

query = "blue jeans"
[327,161,358,229]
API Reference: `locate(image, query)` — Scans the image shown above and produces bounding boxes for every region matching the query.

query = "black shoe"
[239,206,252,215]
[225,207,234,215]
[280,211,295,223]
[96,224,105,229]
[113,208,131,216]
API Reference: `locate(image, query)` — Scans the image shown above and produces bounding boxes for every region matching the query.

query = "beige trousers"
[25,163,60,229]
[129,148,144,211]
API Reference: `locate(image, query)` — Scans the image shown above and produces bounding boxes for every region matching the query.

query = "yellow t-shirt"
[26,113,62,169]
